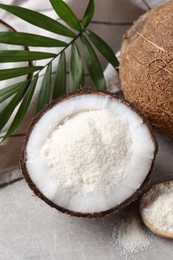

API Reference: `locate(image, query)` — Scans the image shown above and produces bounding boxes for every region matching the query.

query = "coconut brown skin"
[20,88,158,218]
[119,2,173,137]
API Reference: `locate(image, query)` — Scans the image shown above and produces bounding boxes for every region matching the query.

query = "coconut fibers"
[41,110,132,195]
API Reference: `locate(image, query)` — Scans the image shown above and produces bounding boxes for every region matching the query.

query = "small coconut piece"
[20,88,157,218]
[119,2,173,137]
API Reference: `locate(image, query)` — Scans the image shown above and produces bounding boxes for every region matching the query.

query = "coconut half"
[20,88,157,218]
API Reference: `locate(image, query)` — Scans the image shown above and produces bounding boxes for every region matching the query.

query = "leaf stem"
[33,28,86,79]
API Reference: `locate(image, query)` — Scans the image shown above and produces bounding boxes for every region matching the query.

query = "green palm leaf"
[2,76,38,141]
[0,4,75,38]
[0,50,56,63]
[0,66,43,81]
[82,0,95,28]
[0,0,118,141]
[86,29,119,68]
[0,81,27,103]
[0,82,28,131]
[70,43,84,91]
[53,52,66,99]
[50,0,82,32]
[0,32,67,47]
[80,35,106,90]
[36,63,52,113]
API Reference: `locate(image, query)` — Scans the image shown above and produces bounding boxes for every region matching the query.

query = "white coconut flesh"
[26,93,156,214]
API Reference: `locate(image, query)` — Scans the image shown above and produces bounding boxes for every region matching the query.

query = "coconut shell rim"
[20,87,158,218]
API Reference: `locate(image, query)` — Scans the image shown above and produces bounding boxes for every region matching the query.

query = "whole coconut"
[119,2,173,137]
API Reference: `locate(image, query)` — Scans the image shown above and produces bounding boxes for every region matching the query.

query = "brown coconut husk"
[119,2,173,137]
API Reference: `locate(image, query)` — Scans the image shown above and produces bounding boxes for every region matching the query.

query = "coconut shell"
[20,88,158,218]
[119,2,173,137]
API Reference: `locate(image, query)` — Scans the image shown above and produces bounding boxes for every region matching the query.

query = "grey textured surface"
[0,134,173,260]
[0,0,173,259]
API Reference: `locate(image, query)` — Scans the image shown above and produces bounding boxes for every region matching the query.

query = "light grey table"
[0,134,173,260]
[0,0,173,259]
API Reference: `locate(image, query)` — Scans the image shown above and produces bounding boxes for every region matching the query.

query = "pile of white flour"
[41,109,132,195]
[140,181,173,233]
[112,209,154,255]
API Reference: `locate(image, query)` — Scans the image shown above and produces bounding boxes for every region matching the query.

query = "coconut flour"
[112,209,153,256]
[140,181,173,234]
[41,110,132,195]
